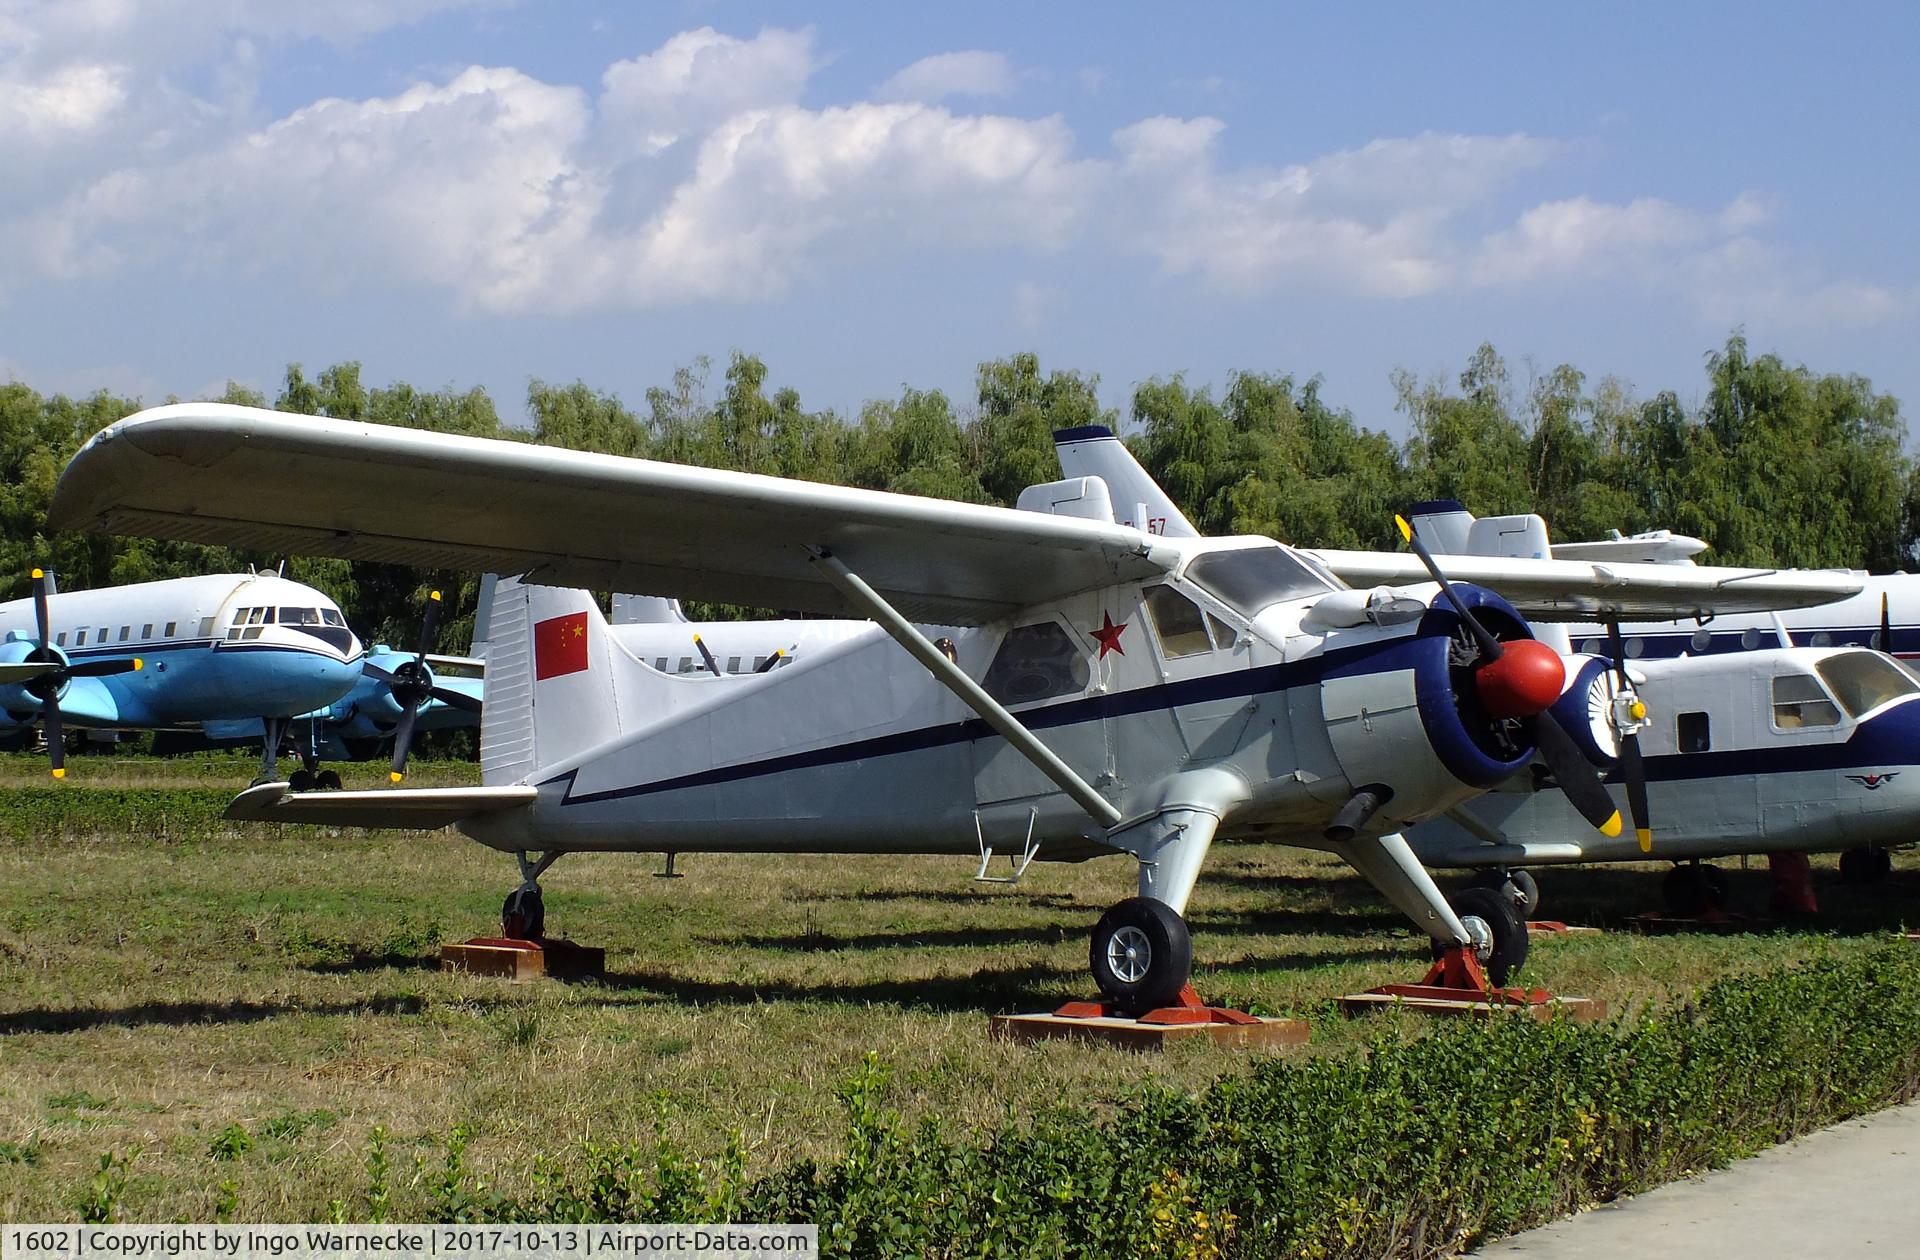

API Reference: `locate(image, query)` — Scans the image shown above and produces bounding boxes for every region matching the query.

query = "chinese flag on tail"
[534,612,590,680]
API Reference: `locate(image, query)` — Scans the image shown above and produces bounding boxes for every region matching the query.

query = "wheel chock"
[441,935,605,981]
[1337,945,1605,1021]
[991,984,1308,1051]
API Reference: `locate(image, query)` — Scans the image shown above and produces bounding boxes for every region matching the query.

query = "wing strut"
[807,547,1124,828]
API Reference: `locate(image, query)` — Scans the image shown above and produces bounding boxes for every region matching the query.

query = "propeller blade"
[694,633,721,675]
[361,662,398,684]
[0,662,59,685]
[755,649,784,674]
[414,589,443,662]
[42,701,64,779]
[428,685,482,714]
[1604,621,1654,852]
[388,704,420,783]
[1534,712,1623,838]
[1882,591,1894,654]
[68,657,142,678]
[1394,515,1504,660]
[30,568,51,649]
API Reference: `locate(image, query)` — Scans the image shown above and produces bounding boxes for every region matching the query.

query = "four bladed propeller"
[359,589,481,784]
[18,568,142,779]
[1393,517,1633,841]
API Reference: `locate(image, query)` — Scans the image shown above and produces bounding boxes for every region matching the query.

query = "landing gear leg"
[1091,804,1222,1014]
[253,717,287,787]
[502,851,561,941]
[1332,831,1530,987]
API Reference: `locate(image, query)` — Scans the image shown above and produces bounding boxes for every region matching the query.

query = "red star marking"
[1091,611,1128,659]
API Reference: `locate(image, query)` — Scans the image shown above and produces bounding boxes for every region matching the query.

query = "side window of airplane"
[75,629,87,645]
[165,621,177,637]
[983,622,1090,706]
[1677,711,1711,753]
[196,616,213,638]
[56,632,66,646]
[119,626,130,642]
[1771,674,1841,730]
[321,609,346,627]
[1143,586,1229,658]
[97,626,108,643]
[140,623,153,639]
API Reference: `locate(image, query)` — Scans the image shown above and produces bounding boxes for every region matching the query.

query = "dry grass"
[1,751,1915,1221]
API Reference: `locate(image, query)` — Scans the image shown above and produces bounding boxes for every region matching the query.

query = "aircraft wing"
[51,405,1178,626]
[1311,549,1861,620]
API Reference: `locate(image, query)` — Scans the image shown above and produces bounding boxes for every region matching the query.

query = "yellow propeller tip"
[131,658,143,671]
[389,771,404,783]
[429,590,442,602]
[1599,811,1623,838]
[30,568,43,579]
[51,767,65,779]
[1393,515,1412,542]
[1636,828,1653,853]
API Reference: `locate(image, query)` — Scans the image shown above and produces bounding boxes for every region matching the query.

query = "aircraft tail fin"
[480,577,636,785]
[1051,425,1200,538]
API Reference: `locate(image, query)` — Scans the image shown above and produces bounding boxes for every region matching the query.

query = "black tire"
[1089,897,1192,1015]
[1663,864,1718,917]
[1840,847,1892,884]
[1437,885,1529,986]
[316,769,342,791]
[288,768,315,792]
[1508,869,1541,919]
[502,887,545,940]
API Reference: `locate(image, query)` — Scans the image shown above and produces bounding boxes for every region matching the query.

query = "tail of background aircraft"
[1051,426,1199,538]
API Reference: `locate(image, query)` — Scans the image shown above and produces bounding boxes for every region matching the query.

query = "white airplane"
[0,567,364,780]
[1058,426,1920,915]
[48,405,1859,1007]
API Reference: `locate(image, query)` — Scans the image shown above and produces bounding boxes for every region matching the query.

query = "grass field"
[2,751,1916,1223]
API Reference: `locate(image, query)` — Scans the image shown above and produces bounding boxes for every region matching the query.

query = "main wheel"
[1840,846,1892,884]
[1662,864,1723,917]
[502,887,545,940]
[1089,897,1192,1015]
[288,768,315,792]
[1437,886,1528,986]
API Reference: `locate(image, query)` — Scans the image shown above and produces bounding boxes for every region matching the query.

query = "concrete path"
[1475,1099,1920,1256]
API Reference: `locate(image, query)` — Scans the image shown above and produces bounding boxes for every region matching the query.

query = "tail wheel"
[1436,885,1528,986]
[1662,863,1725,917]
[502,887,545,940]
[1089,897,1192,1015]
[1840,847,1892,884]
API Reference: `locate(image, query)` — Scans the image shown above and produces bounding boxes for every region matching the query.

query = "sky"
[2,2,1915,437]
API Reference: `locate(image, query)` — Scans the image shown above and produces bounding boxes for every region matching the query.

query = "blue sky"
[2,3,1914,437]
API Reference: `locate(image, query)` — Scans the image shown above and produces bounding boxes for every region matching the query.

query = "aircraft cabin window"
[1185,546,1335,617]
[1690,628,1714,653]
[164,621,176,637]
[55,632,66,646]
[1144,586,1215,658]
[1740,628,1763,650]
[1816,651,1918,719]
[140,623,153,639]
[75,630,86,645]
[1678,711,1711,753]
[983,622,1090,706]
[1771,673,1841,729]
[119,626,130,641]
[97,627,107,642]
[1811,631,1833,647]
[1579,638,1602,655]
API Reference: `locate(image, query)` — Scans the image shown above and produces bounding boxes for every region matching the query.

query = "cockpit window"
[1771,673,1841,729]
[1816,651,1918,719]
[983,622,1090,706]
[1144,587,1213,657]
[321,609,346,627]
[1185,546,1337,617]
[279,607,321,625]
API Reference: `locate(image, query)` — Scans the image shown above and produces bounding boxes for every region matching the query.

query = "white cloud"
[600,26,816,157]
[876,50,1016,103]
[0,61,126,137]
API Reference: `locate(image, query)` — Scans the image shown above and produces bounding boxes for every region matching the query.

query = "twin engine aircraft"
[48,405,1859,1007]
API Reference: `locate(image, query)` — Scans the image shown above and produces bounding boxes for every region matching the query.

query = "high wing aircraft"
[49,405,1859,1008]
[1406,643,1920,916]
[0,567,365,780]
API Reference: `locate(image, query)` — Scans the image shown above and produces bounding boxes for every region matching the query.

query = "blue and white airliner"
[0,569,362,781]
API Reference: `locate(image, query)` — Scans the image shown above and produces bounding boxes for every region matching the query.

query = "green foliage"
[287,946,1920,1257]
[207,1124,253,1161]
[76,1150,132,1223]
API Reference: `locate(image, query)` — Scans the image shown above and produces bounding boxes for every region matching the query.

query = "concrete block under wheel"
[1336,991,1606,1021]
[1526,921,1602,937]
[989,1011,1309,1051]
[441,937,606,982]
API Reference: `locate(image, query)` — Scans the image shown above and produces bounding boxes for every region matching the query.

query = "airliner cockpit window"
[321,609,346,627]
[1816,651,1919,719]
[983,622,1090,706]
[279,607,321,625]
[1771,673,1841,729]
[1186,546,1337,617]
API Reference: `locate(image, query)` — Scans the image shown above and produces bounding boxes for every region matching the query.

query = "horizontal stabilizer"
[226,782,535,830]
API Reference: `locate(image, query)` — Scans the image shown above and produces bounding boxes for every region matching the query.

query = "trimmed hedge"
[249,946,1920,1254]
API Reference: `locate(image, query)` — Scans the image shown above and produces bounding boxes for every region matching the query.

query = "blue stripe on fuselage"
[1625,700,1920,783]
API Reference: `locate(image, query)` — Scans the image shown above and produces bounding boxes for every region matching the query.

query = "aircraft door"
[1135,584,1253,761]
[970,617,1109,808]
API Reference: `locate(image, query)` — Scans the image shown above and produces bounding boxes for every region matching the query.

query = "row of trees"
[0,334,1909,645]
